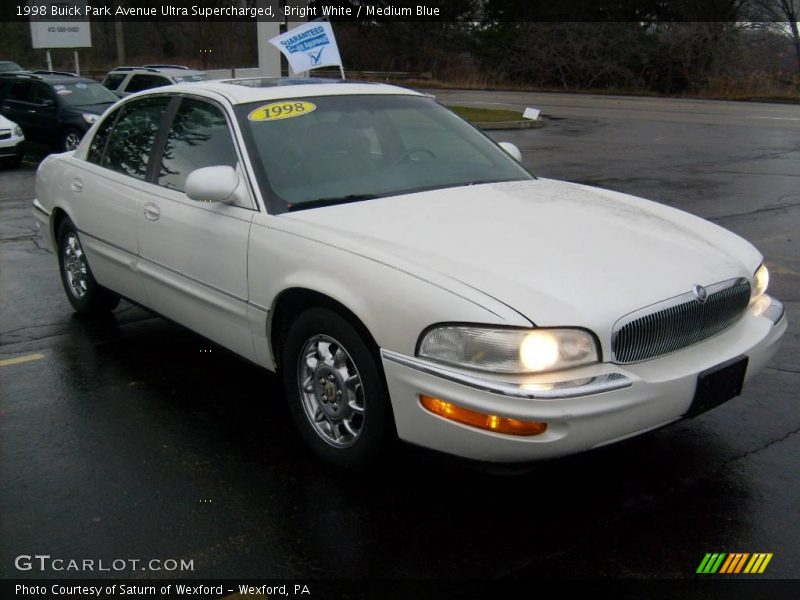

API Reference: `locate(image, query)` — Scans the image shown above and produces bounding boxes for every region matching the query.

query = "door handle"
[70,178,83,193]
[143,203,161,221]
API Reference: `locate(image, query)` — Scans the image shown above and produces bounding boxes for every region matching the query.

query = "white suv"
[101,65,209,97]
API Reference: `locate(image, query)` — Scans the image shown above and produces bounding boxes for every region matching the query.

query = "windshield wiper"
[287,194,380,212]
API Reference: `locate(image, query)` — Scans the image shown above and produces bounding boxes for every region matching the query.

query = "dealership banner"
[269,21,343,75]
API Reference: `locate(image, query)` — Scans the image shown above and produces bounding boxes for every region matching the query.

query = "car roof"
[110,66,205,77]
[143,77,423,105]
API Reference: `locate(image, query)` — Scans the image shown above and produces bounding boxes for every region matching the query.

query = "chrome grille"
[612,278,751,363]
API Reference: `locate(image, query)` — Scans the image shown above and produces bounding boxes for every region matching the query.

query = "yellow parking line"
[0,353,46,367]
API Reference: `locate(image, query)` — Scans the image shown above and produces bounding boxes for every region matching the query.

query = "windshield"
[236,94,533,213]
[56,81,119,106]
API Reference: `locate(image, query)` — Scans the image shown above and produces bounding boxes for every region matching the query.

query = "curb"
[475,120,544,130]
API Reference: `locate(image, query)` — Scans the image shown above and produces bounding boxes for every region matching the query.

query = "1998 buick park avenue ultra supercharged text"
[32,78,787,468]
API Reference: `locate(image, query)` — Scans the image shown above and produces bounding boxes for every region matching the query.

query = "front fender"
[248,218,532,370]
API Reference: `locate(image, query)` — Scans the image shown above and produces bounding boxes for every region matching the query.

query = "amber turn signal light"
[420,395,547,436]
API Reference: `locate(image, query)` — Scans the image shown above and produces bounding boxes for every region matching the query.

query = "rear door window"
[101,96,171,180]
[86,107,123,165]
[124,74,170,94]
[7,80,33,102]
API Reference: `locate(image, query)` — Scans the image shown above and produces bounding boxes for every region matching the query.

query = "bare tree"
[749,0,800,74]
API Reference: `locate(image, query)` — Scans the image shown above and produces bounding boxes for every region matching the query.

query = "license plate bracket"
[685,355,748,418]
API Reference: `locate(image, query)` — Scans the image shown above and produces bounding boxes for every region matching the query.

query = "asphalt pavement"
[1,91,798,594]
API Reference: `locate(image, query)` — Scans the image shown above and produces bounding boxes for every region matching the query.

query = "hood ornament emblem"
[692,284,708,304]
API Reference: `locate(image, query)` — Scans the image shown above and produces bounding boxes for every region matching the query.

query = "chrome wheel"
[64,131,81,151]
[297,334,365,448]
[62,232,89,299]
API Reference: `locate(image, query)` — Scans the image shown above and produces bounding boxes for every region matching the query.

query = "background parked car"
[0,61,25,73]
[102,65,210,97]
[0,72,118,152]
[0,113,25,168]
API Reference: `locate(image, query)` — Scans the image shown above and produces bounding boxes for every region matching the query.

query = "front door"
[136,96,256,360]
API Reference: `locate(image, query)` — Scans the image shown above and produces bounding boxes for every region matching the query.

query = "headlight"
[751,263,769,303]
[13,125,23,137]
[417,325,599,374]
[82,113,99,125]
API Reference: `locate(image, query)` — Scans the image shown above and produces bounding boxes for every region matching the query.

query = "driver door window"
[156,98,238,192]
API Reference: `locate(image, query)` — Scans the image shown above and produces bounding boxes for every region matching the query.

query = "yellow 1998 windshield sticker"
[248,101,316,122]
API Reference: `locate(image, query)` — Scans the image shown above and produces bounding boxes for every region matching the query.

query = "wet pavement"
[1,92,799,592]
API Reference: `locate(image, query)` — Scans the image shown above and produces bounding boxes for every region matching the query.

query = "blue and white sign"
[269,21,343,75]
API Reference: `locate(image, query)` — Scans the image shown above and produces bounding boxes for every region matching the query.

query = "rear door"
[136,95,256,360]
[66,95,172,304]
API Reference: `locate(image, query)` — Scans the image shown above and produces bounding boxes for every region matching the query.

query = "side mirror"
[185,165,239,203]
[41,98,56,109]
[498,141,522,162]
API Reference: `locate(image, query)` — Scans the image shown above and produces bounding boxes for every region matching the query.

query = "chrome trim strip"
[138,255,249,304]
[78,228,131,257]
[248,302,269,313]
[77,228,267,311]
[32,199,50,217]
[380,349,632,400]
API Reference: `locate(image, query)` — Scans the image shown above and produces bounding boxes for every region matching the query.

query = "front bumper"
[0,136,24,159]
[381,299,786,462]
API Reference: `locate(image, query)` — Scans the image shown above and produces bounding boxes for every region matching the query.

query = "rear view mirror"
[498,142,522,162]
[185,166,239,203]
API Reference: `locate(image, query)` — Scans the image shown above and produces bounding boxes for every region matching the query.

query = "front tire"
[57,219,120,315]
[62,128,82,152]
[282,308,394,468]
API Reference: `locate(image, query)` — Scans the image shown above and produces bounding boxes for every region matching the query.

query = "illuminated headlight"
[82,113,99,125]
[417,326,599,374]
[751,263,769,303]
[13,125,23,137]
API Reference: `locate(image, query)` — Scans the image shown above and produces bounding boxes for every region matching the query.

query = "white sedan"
[33,78,787,468]
[0,113,25,168]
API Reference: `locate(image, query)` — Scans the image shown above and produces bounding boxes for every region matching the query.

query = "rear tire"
[282,307,394,469]
[56,219,120,315]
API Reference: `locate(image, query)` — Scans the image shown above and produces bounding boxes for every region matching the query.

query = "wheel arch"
[50,206,71,245]
[268,287,382,372]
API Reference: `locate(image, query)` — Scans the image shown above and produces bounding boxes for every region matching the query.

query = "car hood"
[284,179,760,346]
[0,114,18,129]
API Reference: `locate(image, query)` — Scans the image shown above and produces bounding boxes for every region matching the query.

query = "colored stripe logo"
[697,552,773,574]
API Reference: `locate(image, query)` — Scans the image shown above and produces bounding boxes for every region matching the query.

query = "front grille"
[0,131,10,140]
[612,278,751,363]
